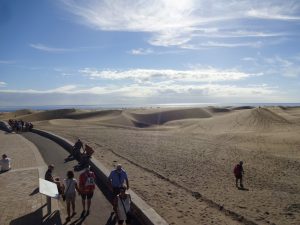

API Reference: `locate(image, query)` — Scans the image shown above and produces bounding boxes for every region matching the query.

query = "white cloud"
[29,43,73,53]
[79,67,253,82]
[0,83,277,100]
[242,57,256,62]
[60,0,300,48]
[129,48,154,55]
[0,82,7,87]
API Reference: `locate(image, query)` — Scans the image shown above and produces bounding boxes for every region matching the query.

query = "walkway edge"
[0,121,60,220]
[31,128,169,225]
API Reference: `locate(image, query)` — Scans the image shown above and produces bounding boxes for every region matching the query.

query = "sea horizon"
[1,102,300,112]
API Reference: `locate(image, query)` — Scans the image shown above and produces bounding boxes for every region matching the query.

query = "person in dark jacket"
[234,161,244,188]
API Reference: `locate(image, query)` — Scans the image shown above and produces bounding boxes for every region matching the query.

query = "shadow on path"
[10,206,62,225]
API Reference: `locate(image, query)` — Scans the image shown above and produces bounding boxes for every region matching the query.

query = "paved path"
[0,130,63,225]
[21,132,119,225]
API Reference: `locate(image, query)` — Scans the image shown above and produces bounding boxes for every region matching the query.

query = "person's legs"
[112,188,120,212]
[82,199,86,210]
[71,197,76,215]
[240,176,244,188]
[87,199,91,210]
[66,201,71,219]
[81,194,86,217]
[235,177,238,187]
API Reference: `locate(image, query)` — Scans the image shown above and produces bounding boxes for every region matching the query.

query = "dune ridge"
[2,106,300,225]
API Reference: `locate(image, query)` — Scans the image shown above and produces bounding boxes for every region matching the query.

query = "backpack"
[233,164,241,176]
[84,172,95,189]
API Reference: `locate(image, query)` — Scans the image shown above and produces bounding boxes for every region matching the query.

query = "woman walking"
[63,170,80,221]
[116,185,132,225]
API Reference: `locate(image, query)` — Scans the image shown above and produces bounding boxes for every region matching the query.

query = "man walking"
[234,161,245,189]
[79,166,96,217]
[108,164,129,212]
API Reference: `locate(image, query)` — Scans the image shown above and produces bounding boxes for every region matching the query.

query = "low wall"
[31,128,169,225]
[0,121,12,132]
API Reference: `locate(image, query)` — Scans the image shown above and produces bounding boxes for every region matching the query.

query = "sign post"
[39,178,59,215]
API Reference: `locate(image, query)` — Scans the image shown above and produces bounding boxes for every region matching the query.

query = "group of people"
[66,139,94,169]
[45,164,97,222]
[0,154,11,173]
[46,138,131,224]
[8,119,33,132]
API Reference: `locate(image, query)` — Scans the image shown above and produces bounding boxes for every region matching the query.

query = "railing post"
[47,196,51,215]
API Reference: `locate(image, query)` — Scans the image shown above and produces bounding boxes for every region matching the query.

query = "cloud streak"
[0,81,7,87]
[61,0,300,48]
[29,43,73,53]
[0,83,277,100]
[79,67,254,82]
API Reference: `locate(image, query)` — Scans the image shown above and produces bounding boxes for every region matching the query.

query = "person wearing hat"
[233,161,245,188]
[79,166,96,217]
[0,154,11,172]
[108,164,129,212]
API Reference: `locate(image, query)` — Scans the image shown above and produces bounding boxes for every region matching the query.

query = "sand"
[2,106,300,225]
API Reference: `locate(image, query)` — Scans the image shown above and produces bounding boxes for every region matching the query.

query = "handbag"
[120,195,132,219]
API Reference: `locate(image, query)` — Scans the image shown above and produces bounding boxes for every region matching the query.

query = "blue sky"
[1,0,300,106]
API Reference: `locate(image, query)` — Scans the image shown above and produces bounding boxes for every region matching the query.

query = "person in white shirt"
[116,185,132,225]
[0,154,11,172]
[63,170,80,222]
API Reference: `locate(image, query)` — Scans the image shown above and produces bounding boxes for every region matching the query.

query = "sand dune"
[124,107,212,127]
[0,109,35,119]
[2,106,300,225]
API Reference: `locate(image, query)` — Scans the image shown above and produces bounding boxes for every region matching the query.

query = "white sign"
[39,178,59,199]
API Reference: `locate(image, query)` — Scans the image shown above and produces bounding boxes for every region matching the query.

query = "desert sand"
[1,106,300,225]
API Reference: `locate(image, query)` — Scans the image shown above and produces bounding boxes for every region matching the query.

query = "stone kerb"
[31,128,169,225]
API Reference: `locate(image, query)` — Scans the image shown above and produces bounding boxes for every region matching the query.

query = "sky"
[0,0,300,107]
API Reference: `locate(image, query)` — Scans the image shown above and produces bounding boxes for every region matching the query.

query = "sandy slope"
[2,107,300,225]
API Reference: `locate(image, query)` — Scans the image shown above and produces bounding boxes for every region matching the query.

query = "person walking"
[79,166,96,217]
[234,161,245,188]
[108,164,129,212]
[116,185,132,225]
[63,170,80,222]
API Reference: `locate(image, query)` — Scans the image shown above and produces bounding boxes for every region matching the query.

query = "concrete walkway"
[21,132,124,225]
[0,130,63,225]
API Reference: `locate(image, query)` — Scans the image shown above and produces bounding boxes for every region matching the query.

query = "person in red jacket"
[79,166,96,217]
[234,161,244,188]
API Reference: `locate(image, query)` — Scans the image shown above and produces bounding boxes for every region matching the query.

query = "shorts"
[65,193,76,202]
[81,192,94,200]
[113,187,121,198]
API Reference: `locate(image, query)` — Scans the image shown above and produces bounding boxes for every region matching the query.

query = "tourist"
[79,166,96,217]
[72,139,83,159]
[108,164,129,212]
[234,161,245,188]
[63,170,80,222]
[116,185,132,225]
[45,164,55,182]
[44,164,63,194]
[0,154,11,172]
